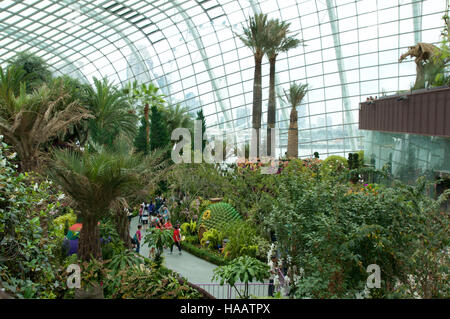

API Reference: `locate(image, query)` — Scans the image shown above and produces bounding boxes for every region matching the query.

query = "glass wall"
[0,0,447,158]
[363,130,450,183]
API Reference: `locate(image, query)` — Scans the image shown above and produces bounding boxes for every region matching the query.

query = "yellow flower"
[203,210,211,220]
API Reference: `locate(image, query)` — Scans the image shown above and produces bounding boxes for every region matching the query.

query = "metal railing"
[195,282,273,299]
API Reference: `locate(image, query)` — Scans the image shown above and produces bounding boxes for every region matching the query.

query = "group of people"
[133,197,182,256]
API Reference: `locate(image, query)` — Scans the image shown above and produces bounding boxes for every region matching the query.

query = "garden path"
[129,217,218,284]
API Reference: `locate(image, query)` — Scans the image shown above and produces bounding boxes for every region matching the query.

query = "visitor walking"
[142,205,149,231]
[162,206,170,222]
[170,223,182,255]
[148,201,155,216]
[138,203,144,224]
[135,225,142,254]
[164,219,173,230]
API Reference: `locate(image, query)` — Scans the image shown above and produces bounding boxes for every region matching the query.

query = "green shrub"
[270,170,450,298]
[212,255,270,299]
[181,242,228,266]
[200,228,225,249]
[180,220,197,236]
[184,235,199,244]
[222,221,270,261]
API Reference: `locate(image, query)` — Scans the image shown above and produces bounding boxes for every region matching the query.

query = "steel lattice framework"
[0,0,446,157]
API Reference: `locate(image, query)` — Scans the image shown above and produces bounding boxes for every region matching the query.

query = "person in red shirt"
[170,223,182,255]
[164,219,173,230]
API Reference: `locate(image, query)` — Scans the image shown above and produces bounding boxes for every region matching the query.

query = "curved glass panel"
[0,0,446,157]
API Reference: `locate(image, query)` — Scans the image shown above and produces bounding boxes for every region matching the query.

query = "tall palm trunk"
[144,102,150,145]
[78,215,102,261]
[287,106,298,158]
[115,209,131,248]
[252,53,263,159]
[267,55,277,157]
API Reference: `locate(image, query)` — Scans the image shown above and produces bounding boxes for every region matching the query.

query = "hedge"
[181,242,229,266]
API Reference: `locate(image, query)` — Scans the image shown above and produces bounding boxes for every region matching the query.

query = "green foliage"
[198,202,242,232]
[108,264,202,299]
[7,51,52,91]
[86,77,137,146]
[103,246,143,294]
[0,140,67,298]
[149,104,170,151]
[321,155,348,178]
[194,109,206,152]
[222,221,270,261]
[212,255,270,298]
[269,169,450,298]
[143,228,173,267]
[181,242,228,266]
[134,116,149,154]
[180,220,197,236]
[200,228,225,249]
[53,211,77,238]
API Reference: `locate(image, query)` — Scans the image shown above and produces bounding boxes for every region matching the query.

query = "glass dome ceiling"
[0,0,446,158]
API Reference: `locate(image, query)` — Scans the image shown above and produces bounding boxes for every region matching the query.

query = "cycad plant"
[86,78,137,146]
[237,13,271,158]
[265,19,302,156]
[284,82,308,158]
[0,65,92,171]
[48,148,151,261]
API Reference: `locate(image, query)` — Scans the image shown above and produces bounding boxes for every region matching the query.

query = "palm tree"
[163,103,194,134]
[237,13,270,158]
[284,83,308,158]
[86,78,137,146]
[265,19,302,156]
[124,81,166,146]
[0,65,92,171]
[48,146,167,261]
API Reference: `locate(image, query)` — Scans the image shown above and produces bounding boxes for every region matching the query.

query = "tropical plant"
[194,109,206,152]
[180,220,197,236]
[106,247,143,275]
[143,228,173,267]
[0,66,93,172]
[47,148,153,261]
[163,103,194,135]
[222,221,269,260]
[200,228,225,249]
[86,78,137,146]
[283,82,308,158]
[149,104,170,151]
[269,168,450,298]
[109,264,202,299]
[212,255,270,298]
[265,19,302,156]
[237,13,271,157]
[0,139,67,298]
[7,51,52,92]
[124,81,166,146]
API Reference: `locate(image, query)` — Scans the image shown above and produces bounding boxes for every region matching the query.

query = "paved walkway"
[130,217,217,284]
[129,216,271,298]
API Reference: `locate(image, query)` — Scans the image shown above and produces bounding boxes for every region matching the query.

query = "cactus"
[198,202,241,232]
